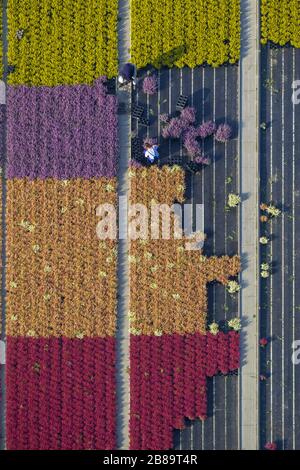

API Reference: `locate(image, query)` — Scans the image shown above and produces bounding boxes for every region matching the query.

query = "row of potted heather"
[6,337,116,450]
[129,330,240,450]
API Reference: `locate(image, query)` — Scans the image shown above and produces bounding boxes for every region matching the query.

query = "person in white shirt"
[144,143,159,163]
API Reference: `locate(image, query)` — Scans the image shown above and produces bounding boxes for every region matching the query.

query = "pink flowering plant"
[215,123,232,142]
[197,120,217,139]
[142,74,158,95]
[159,113,170,123]
[143,137,157,147]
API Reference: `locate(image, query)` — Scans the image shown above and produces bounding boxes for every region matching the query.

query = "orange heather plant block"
[129,165,186,207]
[129,166,240,336]
[6,178,117,338]
[130,240,240,335]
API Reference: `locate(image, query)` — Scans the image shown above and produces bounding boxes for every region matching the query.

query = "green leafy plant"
[226,280,241,294]
[228,317,241,331]
[228,193,241,208]
[208,322,219,335]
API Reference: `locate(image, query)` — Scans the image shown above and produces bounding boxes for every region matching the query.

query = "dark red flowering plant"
[264,442,277,450]
[260,337,268,347]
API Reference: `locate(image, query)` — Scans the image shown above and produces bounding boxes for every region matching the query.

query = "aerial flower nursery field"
[3,0,119,451]
[1,0,300,457]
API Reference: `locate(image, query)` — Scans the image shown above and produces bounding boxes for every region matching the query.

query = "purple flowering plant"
[142,74,158,95]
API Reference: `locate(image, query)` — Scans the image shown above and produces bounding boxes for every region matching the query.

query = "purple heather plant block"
[215,123,232,142]
[0,105,5,167]
[197,120,217,139]
[7,78,118,179]
[142,75,158,95]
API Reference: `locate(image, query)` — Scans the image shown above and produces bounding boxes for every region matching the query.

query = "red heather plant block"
[228,331,240,370]
[161,335,173,448]
[7,78,118,179]
[130,331,240,450]
[217,331,230,375]
[149,337,164,449]
[206,332,219,377]
[183,334,196,419]
[140,336,152,449]
[172,334,185,430]
[129,332,142,449]
[6,337,116,450]
[194,334,207,419]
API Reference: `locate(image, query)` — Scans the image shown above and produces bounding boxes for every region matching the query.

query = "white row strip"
[239,0,260,450]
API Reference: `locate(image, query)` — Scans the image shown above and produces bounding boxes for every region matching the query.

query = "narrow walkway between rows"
[239,0,260,450]
[116,0,131,450]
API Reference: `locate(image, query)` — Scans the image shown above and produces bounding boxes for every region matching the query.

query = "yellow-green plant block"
[261,0,300,48]
[131,0,241,69]
[7,0,118,86]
